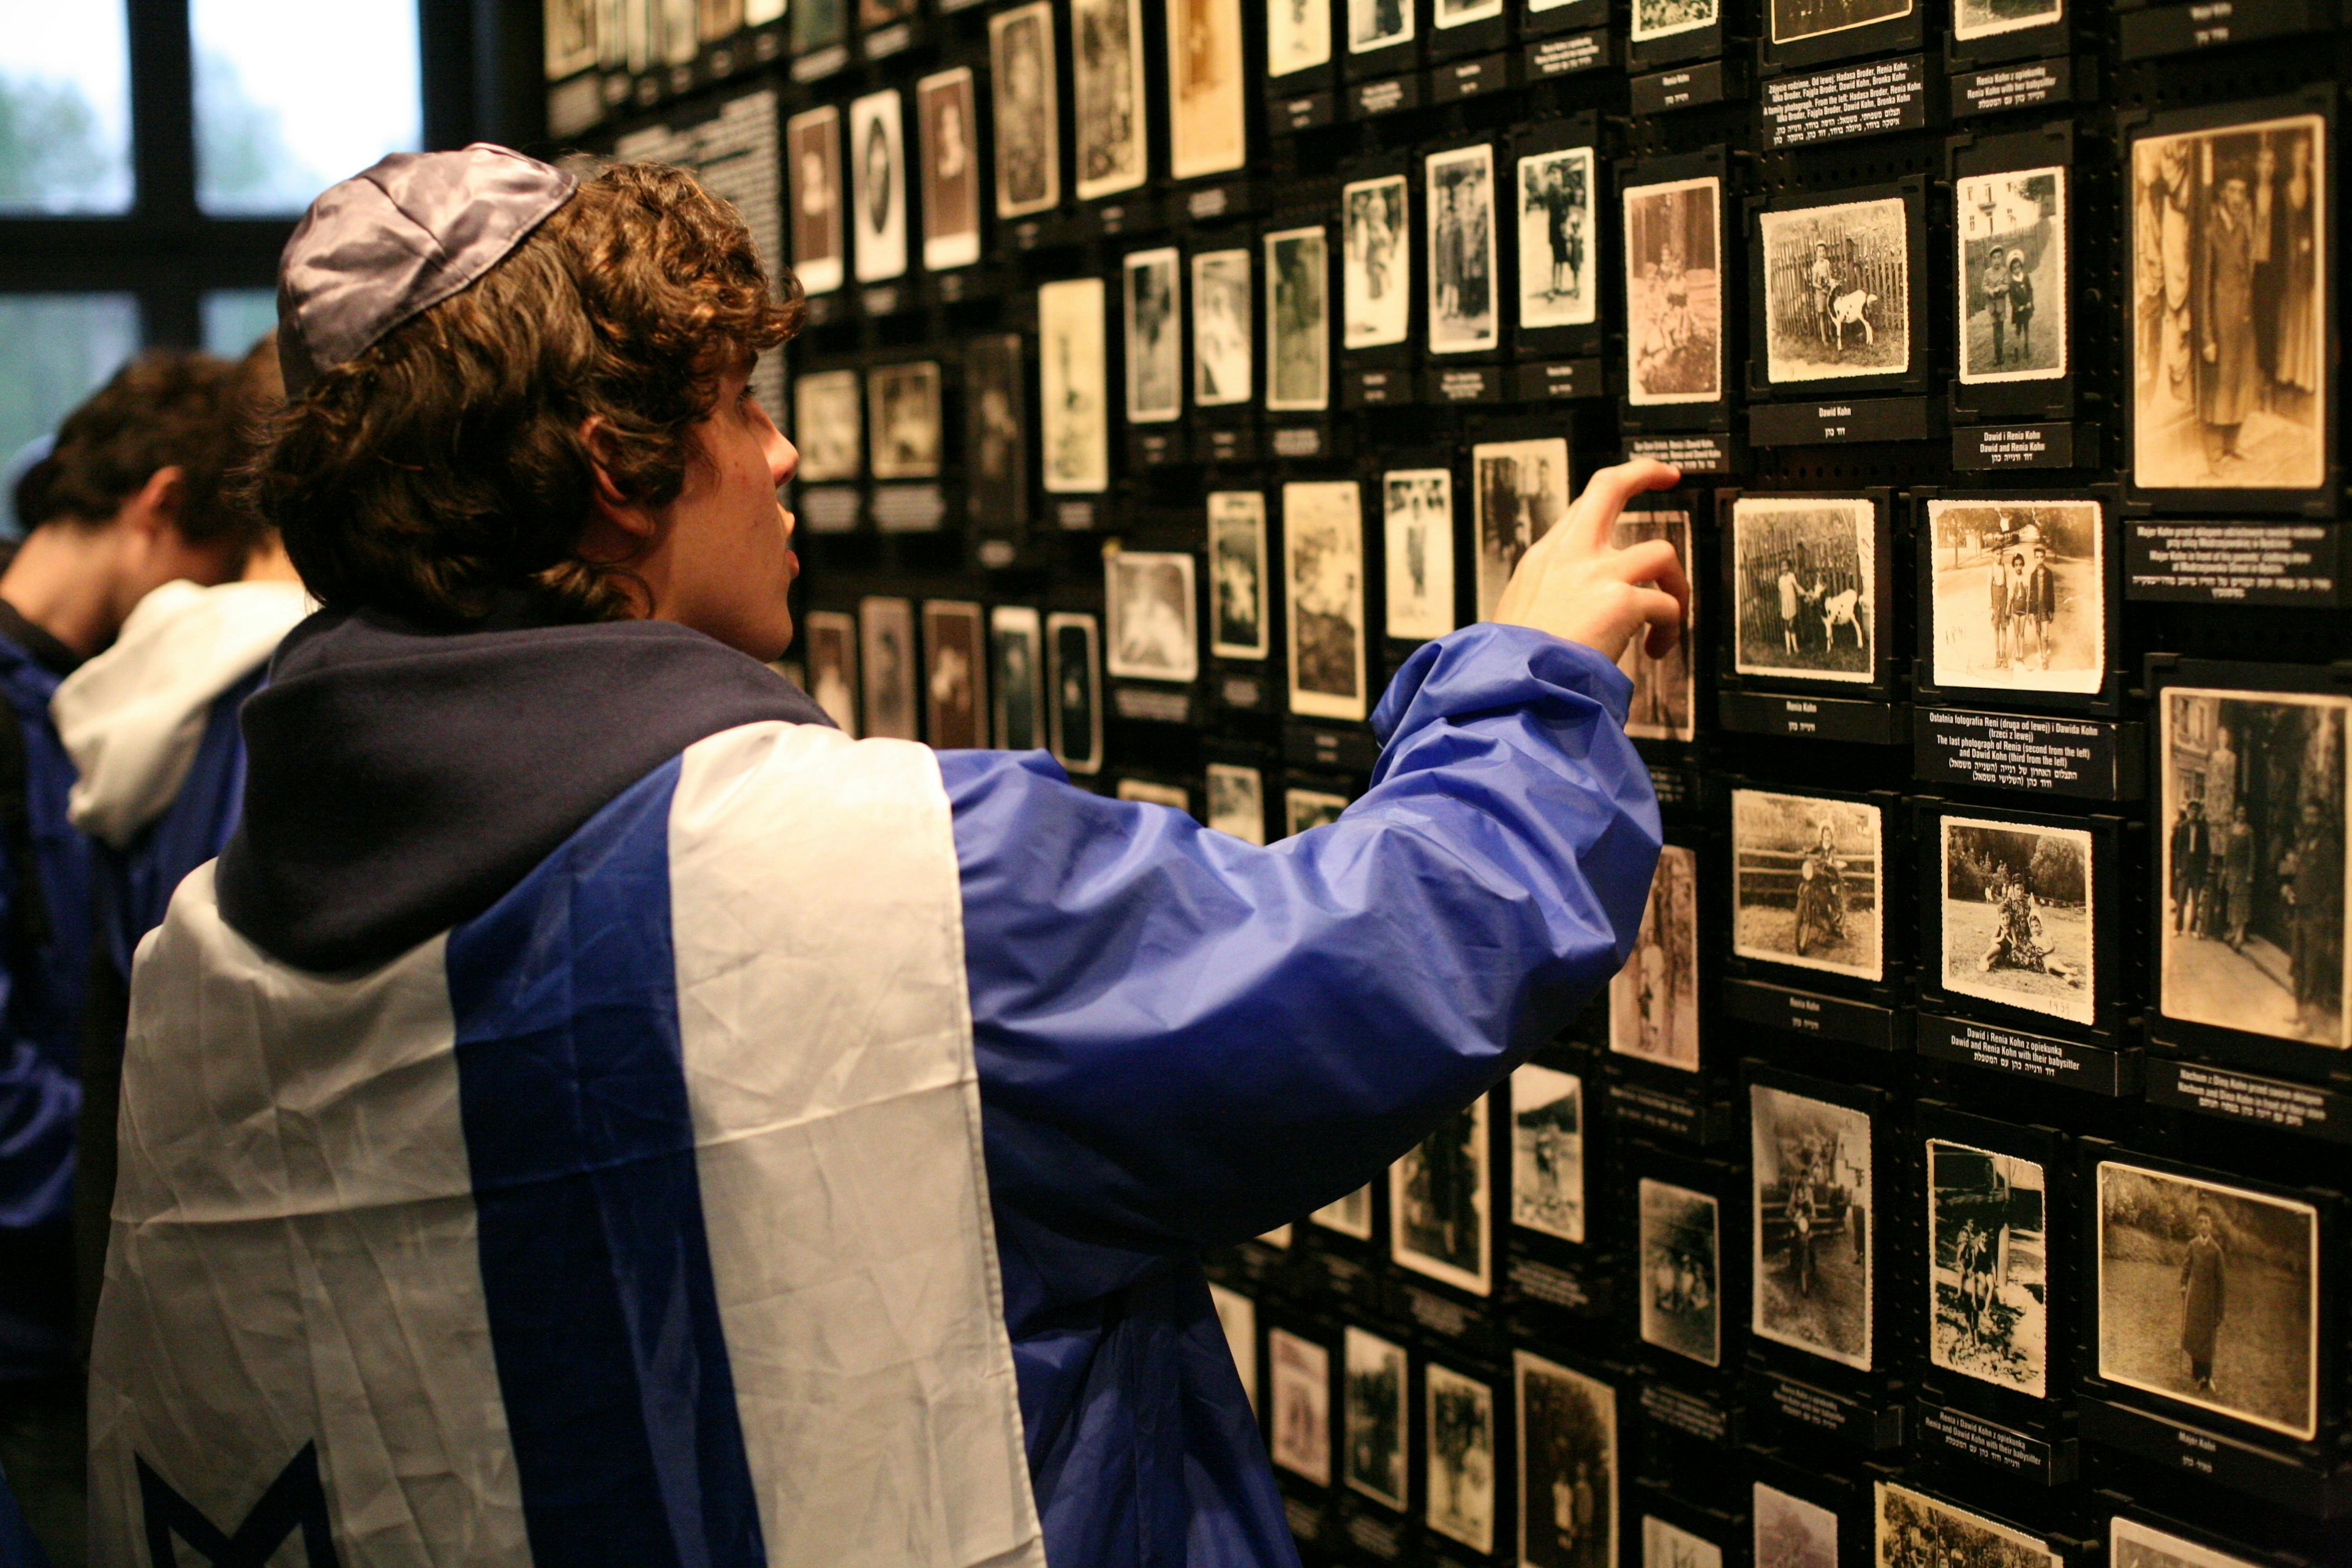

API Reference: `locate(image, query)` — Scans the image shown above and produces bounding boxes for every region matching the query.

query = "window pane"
[0,295,141,533]
[193,0,421,216]
[202,288,279,358]
[0,4,135,214]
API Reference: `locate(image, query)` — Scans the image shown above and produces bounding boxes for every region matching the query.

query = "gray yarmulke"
[276,143,578,398]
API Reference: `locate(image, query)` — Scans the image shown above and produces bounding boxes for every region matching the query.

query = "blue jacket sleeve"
[945,622,1660,1261]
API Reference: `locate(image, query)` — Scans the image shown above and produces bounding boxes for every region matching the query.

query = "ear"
[124,465,187,538]
[578,416,659,547]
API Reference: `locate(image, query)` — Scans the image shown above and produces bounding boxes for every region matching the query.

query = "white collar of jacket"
[53,578,312,850]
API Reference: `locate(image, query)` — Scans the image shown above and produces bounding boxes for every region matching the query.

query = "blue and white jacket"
[87,605,1659,1568]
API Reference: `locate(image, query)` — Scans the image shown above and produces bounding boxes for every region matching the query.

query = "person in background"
[0,350,250,1568]
[55,335,306,1366]
[2169,798,2210,937]
[2220,805,2256,951]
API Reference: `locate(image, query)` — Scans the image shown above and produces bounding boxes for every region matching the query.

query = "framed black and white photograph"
[1283,480,1368,722]
[1427,145,1501,355]
[1611,844,1700,1071]
[1039,277,1110,493]
[1957,168,2065,386]
[1623,175,1724,407]
[1732,789,1885,983]
[1641,1178,1721,1367]
[1209,491,1270,658]
[1874,1485,2057,1568]
[988,1,1062,219]
[1757,194,1913,388]
[1923,499,2105,698]
[1383,467,1457,641]
[1345,1328,1410,1510]
[1287,786,1351,835]
[1518,146,1597,332]
[1473,437,1570,621]
[858,595,919,742]
[1648,1515,1725,1568]
[1755,1484,1841,1568]
[2095,1157,2320,1441]
[1106,550,1199,683]
[849,89,908,284]
[1394,1094,1493,1294]
[805,609,859,735]
[921,600,987,750]
[786,105,845,295]
[1265,226,1333,413]
[2129,105,2329,502]
[1047,611,1104,774]
[1348,0,1416,53]
[1167,0,1246,181]
[1517,1352,1616,1568]
[1343,174,1412,350]
[793,368,862,483]
[1730,496,1877,687]
[1117,778,1191,810]
[2158,682,2350,1050]
[1270,1328,1333,1485]
[990,606,1045,751]
[1937,816,2094,1027]
[1926,1138,2048,1400]
[965,334,1029,524]
[545,0,598,78]
[1768,0,1909,48]
[1270,0,1335,75]
[2110,1516,2264,1568]
[1954,0,2057,38]
[1634,0,1719,43]
[1751,1080,1875,1370]
[1210,1283,1258,1412]
[1123,247,1184,423]
[1193,248,1254,405]
[1207,762,1268,843]
[1617,508,1695,739]
[916,69,982,273]
[1072,0,1149,202]
[1425,1363,1496,1555]
[867,360,942,481]
[1511,1063,1585,1245]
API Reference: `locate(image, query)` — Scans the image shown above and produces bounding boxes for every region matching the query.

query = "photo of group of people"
[1874,1483,2058,1568]
[1924,500,2104,696]
[1732,497,1877,685]
[1956,168,2066,384]
[1926,1141,2049,1398]
[1938,817,2094,1027]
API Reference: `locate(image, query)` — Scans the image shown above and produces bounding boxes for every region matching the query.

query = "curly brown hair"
[17,349,258,550]
[250,161,802,626]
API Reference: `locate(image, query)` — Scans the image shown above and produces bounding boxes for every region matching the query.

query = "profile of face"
[864,121,892,230]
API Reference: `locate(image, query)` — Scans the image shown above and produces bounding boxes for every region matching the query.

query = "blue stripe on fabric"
[445,756,766,1568]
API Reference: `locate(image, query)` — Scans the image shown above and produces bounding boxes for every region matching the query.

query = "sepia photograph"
[849,89,908,284]
[2097,1160,2319,1440]
[1344,1328,1409,1510]
[921,600,987,750]
[1269,0,1335,74]
[1039,277,1111,492]
[1875,1485,2056,1568]
[1047,611,1104,774]
[1349,0,1415,50]
[804,610,859,735]
[1519,147,1598,331]
[1760,197,1912,384]
[861,0,914,34]
[1123,247,1184,423]
[793,0,848,54]
[793,368,862,483]
[1426,1363,1496,1555]
[1167,0,1246,180]
[1611,845,1700,1071]
[2159,686,2350,1047]
[1755,1485,1840,1568]
[867,360,942,480]
[1634,0,1719,40]
[1209,1283,1257,1412]
[1393,1093,1493,1295]
[1517,1352,1617,1568]
[988,1,1062,218]
[1207,762,1267,844]
[2111,1517,2263,1568]
[1072,0,1149,201]
[1939,817,2094,1026]
[1954,0,2054,34]
[916,68,982,272]
[1287,788,1351,837]
[1926,1140,2048,1400]
[545,0,598,78]
[1270,1329,1332,1486]
[1427,145,1501,354]
[1438,0,1502,27]
[1957,168,2066,383]
[786,105,845,295]
[1343,174,1412,350]
[1733,790,1885,982]
[1383,468,1458,641]
[1265,226,1332,412]
[2131,113,2327,492]
[1193,249,1254,405]
[1105,549,1199,682]
[1284,481,1368,722]
[1752,1082,1875,1370]
[1511,1063,1585,1245]
[1641,1178,1722,1366]
[858,595,919,742]
[1623,176,1724,405]
[965,333,1029,524]
[1209,491,1269,658]
[1473,437,1570,621]
[1648,1515,1725,1568]
[1116,778,1190,811]
[989,605,1044,751]
[1732,496,1877,684]
[1770,0,1909,45]
[1616,510,1695,739]
[1924,499,2105,696]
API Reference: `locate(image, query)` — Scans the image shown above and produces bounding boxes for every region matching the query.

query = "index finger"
[1569,459,1684,552]
[1611,537,1692,633]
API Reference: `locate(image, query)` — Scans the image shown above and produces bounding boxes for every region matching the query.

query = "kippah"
[276,143,578,398]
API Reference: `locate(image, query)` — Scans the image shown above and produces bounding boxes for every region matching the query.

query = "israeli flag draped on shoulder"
[89,721,1046,1568]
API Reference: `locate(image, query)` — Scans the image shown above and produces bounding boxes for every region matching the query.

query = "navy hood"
[216,605,831,973]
